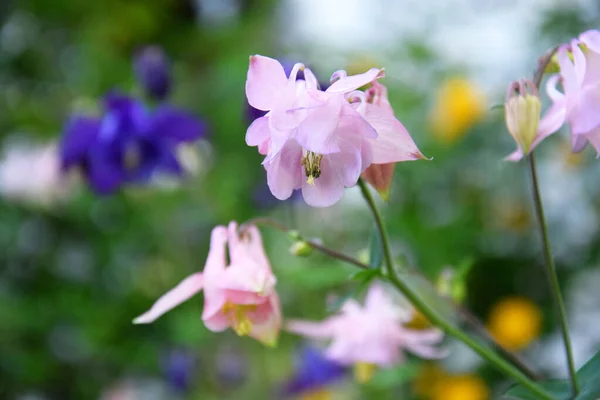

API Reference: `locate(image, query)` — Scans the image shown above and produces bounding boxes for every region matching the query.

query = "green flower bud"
[289,241,312,257]
[505,80,541,155]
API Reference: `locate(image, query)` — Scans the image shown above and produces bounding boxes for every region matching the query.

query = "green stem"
[357,179,553,400]
[528,153,579,395]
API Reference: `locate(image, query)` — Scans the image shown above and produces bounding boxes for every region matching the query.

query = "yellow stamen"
[354,362,377,383]
[301,151,323,185]
[222,302,257,337]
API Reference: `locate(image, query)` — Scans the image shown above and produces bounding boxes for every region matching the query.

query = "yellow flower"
[433,374,490,400]
[301,389,333,400]
[487,297,542,351]
[430,77,486,144]
[412,363,448,399]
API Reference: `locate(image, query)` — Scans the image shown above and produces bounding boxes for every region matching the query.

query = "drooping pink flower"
[134,222,281,346]
[286,283,446,380]
[508,30,600,160]
[245,55,425,207]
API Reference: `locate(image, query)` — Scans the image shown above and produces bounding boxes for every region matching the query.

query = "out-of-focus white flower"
[0,142,71,207]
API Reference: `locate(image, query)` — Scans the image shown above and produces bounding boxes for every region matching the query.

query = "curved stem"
[242,217,369,270]
[357,179,553,400]
[528,153,579,394]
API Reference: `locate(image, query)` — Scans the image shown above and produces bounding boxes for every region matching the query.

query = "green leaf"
[504,381,570,400]
[504,350,600,399]
[367,362,420,389]
[368,228,383,268]
[349,267,382,285]
[575,350,600,400]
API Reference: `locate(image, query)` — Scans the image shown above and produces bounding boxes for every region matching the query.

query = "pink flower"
[286,283,446,373]
[134,222,281,347]
[508,30,600,160]
[245,55,425,207]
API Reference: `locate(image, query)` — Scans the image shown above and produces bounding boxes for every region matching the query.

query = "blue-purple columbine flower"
[134,46,172,101]
[162,348,197,393]
[245,61,329,124]
[60,91,206,194]
[282,346,347,397]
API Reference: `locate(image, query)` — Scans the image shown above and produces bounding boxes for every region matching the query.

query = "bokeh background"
[1,0,600,399]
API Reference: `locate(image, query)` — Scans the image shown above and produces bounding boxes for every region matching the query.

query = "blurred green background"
[1,0,600,399]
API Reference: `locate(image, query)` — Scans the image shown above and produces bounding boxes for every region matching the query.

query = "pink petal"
[363,104,425,163]
[400,328,447,359]
[295,94,344,154]
[582,126,600,156]
[133,273,204,324]
[249,293,282,346]
[286,318,336,338]
[572,133,588,153]
[571,39,587,88]
[246,116,270,147]
[558,46,580,97]
[504,147,525,162]
[303,68,319,90]
[301,156,346,207]
[546,75,564,103]
[266,140,303,200]
[203,226,229,277]
[328,137,363,187]
[580,29,600,53]
[244,225,272,272]
[246,55,288,111]
[534,102,566,146]
[326,68,385,94]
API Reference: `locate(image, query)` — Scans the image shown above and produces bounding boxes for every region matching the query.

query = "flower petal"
[246,55,288,111]
[363,104,425,163]
[326,68,385,94]
[266,140,303,200]
[286,319,336,339]
[151,106,206,142]
[580,29,600,53]
[295,94,344,154]
[249,293,282,347]
[60,116,100,169]
[133,273,204,324]
[301,156,345,207]
[246,116,270,147]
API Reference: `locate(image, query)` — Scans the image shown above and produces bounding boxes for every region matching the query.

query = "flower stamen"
[301,151,323,185]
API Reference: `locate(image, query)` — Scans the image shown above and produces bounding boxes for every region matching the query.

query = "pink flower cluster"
[507,29,600,160]
[245,55,425,207]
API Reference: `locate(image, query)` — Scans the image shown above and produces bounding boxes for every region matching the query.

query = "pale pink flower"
[245,55,425,207]
[134,222,281,346]
[508,30,600,160]
[286,283,446,368]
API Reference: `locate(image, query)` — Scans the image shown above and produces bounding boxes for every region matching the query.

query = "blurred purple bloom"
[244,61,329,124]
[134,46,172,101]
[60,92,206,194]
[253,180,303,210]
[283,346,346,396]
[215,347,247,389]
[163,349,196,393]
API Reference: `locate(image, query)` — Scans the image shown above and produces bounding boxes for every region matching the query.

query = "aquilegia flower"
[508,29,600,160]
[134,221,281,347]
[287,283,447,383]
[134,45,172,101]
[282,345,346,399]
[60,92,205,194]
[245,55,425,207]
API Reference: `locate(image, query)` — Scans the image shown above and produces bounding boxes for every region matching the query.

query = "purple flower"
[283,346,346,396]
[163,349,196,393]
[60,92,206,194]
[134,46,172,101]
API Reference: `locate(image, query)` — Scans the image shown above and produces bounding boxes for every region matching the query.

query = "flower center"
[124,142,142,171]
[301,150,323,185]
[354,362,377,383]
[222,302,257,337]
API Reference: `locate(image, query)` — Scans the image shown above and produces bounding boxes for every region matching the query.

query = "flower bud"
[133,46,172,100]
[289,241,312,257]
[505,80,541,155]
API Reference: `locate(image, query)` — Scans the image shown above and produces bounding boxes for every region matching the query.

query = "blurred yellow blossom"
[430,77,486,144]
[487,296,542,351]
[301,389,332,400]
[413,363,489,400]
[433,374,490,400]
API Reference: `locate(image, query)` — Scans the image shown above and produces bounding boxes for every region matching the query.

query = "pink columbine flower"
[245,55,425,207]
[286,283,446,382]
[508,30,600,161]
[134,221,281,347]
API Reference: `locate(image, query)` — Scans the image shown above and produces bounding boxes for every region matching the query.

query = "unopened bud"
[505,80,541,155]
[134,46,171,100]
[289,241,312,257]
